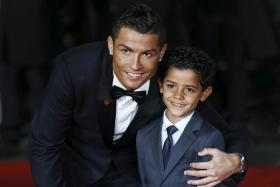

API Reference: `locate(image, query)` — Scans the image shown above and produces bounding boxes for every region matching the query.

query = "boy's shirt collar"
[162,110,194,133]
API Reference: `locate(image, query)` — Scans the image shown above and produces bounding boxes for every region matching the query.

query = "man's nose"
[130,55,142,70]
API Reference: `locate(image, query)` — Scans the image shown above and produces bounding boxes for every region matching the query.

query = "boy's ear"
[200,86,212,102]
[158,80,164,93]
[107,36,113,55]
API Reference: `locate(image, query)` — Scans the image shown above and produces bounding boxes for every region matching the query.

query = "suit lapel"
[96,52,115,147]
[162,111,203,180]
[147,118,165,176]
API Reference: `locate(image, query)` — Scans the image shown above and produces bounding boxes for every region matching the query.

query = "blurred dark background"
[0,0,279,166]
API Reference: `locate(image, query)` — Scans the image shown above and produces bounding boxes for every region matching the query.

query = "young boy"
[136,46,235,187]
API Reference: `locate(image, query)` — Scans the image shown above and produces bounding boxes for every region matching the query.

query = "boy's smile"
[159,67,212,123]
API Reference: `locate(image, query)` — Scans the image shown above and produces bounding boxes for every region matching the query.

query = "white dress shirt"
[112,73,149,141]
[161,110,194,148]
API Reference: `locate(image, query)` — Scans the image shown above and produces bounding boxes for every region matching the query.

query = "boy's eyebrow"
[165,80,199,89]
[165,80,176,84]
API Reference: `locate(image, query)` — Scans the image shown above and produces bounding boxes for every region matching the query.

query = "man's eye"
[143,52,152,57]
[121,48,130,54]
[167,84,174,89]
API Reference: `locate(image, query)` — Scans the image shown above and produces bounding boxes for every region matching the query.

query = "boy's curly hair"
[158,46,215,89]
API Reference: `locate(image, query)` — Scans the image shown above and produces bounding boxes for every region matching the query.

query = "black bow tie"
[111,86,146,104]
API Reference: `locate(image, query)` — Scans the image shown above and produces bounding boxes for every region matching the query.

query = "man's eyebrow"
[117,44,157,53]
[143,49,157,53]
[117,44,132,50]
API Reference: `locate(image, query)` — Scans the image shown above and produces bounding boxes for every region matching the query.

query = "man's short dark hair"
[158,46,216,90]
[112,3,166,45]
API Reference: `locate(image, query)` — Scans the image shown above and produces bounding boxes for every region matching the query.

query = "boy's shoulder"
[195,112,225,146]
[190,110,224,139]
[190,111,225,151]
[200,116,223,135]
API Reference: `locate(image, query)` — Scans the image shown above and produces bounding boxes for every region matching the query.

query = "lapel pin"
[103,99,110,106]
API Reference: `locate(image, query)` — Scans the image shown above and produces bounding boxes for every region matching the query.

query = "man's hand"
[184,148,241,187]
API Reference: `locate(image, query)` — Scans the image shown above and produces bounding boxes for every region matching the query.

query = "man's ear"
[159,43,167,61]
[107,36,113,55]
[200,86,212,102]
[158,80,164,93]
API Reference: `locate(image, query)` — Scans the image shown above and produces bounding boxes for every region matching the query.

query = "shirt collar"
[112,72,150,94]
[162,110,194,133]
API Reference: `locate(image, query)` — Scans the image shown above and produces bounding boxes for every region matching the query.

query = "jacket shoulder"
[137,117,162,138]
[58,41,109,66]
[198,119,225,149]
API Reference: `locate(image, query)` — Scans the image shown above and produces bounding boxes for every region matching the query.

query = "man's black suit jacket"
[28,41,246,187]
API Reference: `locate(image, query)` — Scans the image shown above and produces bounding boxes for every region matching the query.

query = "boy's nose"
[173,89,184,99]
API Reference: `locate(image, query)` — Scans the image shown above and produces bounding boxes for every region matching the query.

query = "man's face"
[108,27,167,90]
[159,67,212,123]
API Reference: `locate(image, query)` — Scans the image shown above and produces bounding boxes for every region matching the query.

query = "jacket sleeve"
[28,55,75,187]
[198,128,236,187]
[197,101,248,183]
[198,102,247,157]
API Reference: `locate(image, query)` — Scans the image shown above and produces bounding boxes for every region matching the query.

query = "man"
[28,3,246,187]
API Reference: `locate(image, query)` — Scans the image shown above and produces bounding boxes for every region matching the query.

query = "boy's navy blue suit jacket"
[28,41,246,187]
[136,111,237,187]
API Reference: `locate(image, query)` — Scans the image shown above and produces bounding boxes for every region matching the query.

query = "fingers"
[193,148,225,170]
[184,148,231,186]
[184,169,206,177]
[190,161,214,170]
[187,176,220,187]
[197,180,221,187]
[198,148,220,156]
[184,169,216,177]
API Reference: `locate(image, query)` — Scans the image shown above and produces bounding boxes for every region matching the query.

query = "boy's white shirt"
[161,110,194,148]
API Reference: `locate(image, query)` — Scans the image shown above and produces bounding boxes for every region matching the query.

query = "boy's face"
[159,67,212,123]
[108,27,167,90]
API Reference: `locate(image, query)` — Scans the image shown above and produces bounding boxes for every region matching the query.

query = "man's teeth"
[127,72,142,77]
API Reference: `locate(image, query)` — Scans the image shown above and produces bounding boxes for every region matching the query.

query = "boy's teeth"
[173,103,183,107]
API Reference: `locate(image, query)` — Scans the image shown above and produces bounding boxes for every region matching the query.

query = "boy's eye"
[166,84,175,89]
[185,87,194,93]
